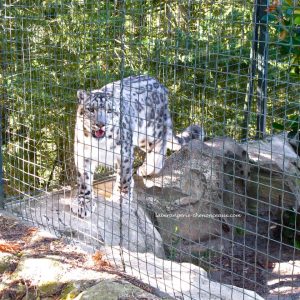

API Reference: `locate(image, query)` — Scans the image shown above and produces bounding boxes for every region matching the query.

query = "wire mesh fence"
[1,0,300,299]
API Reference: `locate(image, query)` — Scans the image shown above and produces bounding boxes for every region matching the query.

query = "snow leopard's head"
[77,89,117,139]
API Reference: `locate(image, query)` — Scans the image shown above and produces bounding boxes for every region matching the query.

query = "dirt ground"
[208,234,300,299]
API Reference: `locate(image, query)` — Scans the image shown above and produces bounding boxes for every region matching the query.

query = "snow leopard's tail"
[166,125,205,151]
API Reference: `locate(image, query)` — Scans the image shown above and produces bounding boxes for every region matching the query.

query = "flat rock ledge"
[104,246,264,300]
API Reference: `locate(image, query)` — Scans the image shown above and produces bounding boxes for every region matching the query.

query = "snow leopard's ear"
[77,90,89,105]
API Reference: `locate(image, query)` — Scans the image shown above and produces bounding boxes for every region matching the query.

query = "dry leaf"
[0,242,21,253]
[26,227,38,236]
[266,0,280,12]
[279,30,287,40]
[92,250,111,267]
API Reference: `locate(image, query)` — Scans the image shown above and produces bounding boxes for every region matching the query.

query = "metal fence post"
[242,0,259,141]
[256,0,269,139]
[0,107,4,209]
[0,3,6,209]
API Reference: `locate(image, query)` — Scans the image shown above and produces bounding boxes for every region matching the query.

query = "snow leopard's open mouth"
[92,128,105,139]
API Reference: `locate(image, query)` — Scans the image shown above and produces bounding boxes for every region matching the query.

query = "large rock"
[6,185,165,258]
[74,279,163,300]
[132,134,300,257]
[67,194,165,257]
[241,133,300,226]
[134,138,250,259]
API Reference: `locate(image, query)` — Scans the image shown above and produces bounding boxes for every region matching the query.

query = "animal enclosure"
[1,0,300,299]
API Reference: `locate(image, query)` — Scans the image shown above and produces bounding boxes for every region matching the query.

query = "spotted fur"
[74,75,205,217]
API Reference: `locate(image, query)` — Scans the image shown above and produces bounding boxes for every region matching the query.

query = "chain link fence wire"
[1,0,300,299]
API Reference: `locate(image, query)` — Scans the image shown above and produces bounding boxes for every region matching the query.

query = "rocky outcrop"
[133,138,251,259]
[7,184,165,258]
[132,134,299,258]
[74,280,164,300]
[242,133,300,217]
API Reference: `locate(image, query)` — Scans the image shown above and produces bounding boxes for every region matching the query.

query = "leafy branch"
[264,0,300,74]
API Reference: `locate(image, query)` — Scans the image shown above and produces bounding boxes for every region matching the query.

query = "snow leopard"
[73,75,205,218]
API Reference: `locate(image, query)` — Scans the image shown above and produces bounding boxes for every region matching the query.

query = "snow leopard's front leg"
[113,125,134,207]
[74,155,97,218]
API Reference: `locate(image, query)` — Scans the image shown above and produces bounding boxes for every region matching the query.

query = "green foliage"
[273,113,300,132]
[280,208,300,248]
[234,225,246,236]
[273,113,299,152]
[264,0,300,74]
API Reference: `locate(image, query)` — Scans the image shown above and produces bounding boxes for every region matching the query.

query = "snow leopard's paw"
[71,196,96,219]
